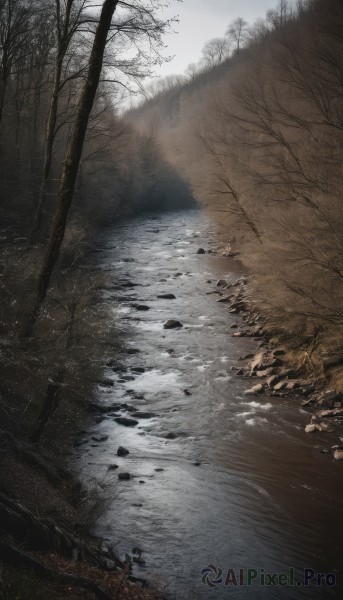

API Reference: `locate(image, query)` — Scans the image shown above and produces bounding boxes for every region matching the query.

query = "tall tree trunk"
[32,0,75,235]
[32,58,63,234]
[25,0,118,336]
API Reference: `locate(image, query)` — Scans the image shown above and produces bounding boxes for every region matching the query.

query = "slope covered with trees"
[128,0,343,387]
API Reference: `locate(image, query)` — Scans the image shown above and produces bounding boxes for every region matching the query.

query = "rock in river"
[117,446,130,456]
[164,319,183,329]
[133,304,150,311]
[157,293,176,300]
[244,383,264,395]
[334,450,343,461]
[115,417,139,427]
[118,472,131,480]
[196,248,206,254]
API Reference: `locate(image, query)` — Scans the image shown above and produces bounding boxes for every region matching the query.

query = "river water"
[73,210,343,599]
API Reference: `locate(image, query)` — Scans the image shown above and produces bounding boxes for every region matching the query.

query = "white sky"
[153,0,282,78]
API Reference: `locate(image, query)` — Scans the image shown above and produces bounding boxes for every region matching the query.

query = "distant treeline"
[128,0,343,382]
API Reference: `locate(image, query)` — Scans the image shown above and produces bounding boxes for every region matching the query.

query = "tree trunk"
[25,0,118,336]
[32,58,63,234]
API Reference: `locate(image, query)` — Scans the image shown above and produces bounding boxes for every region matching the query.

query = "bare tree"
[201,37,230,68]
[24,0,118,335]
[226,17,248,54]
[33,0,90,234]
[0,0,33,128]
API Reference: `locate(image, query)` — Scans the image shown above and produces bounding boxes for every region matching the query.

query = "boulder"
[244,383,264,395]
[274,381,288,391]
[333,450,343,461]
[256,368,274,378]
[305,423,317,433]
[133,304,150,311]
[196,248,206,254]
[118,472,131,480]
[316,408,343,419]
[164,320,183,329]
[117,446,129,457]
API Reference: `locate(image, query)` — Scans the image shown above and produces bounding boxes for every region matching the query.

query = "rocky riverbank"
[0,398,167,600]
[203,253,343,462]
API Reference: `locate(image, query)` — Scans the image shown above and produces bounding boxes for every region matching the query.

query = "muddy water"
[73,210,342,599]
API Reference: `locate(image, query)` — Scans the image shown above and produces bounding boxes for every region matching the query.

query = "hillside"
[127,0,343,389]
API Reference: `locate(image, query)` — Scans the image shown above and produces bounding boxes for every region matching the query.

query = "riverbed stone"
[118,472,131,480]
[305,423,317,433]
[164,319,183,329]
[133,304,150,311]
[115,417,139,427]
[244,383,264,395]
[157,293,176,299]
[257,368,274,378]
[196,248,206,254]
[274,381,288,391]
[117,446,129,456]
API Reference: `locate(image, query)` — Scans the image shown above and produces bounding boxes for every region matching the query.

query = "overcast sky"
[153,0,281,78]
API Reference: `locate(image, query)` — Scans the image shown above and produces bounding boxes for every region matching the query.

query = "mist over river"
[72,210,343,599]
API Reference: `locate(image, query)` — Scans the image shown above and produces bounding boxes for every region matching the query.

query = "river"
[73,209,343,599]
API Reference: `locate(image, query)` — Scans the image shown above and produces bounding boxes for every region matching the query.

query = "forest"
[1,0,343,598]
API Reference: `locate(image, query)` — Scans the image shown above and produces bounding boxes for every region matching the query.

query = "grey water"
[73,210,343,599]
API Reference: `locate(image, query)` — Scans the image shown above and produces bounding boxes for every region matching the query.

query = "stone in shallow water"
[118,472,131,480]
[164,319,183,329]
[133,304,150,311]
[115,417,138,427]
[244,383,264,395]
[117,446,129,457]
[157,293,176,300]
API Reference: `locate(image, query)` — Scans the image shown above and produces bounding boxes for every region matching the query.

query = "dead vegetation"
[128,0,343,388]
